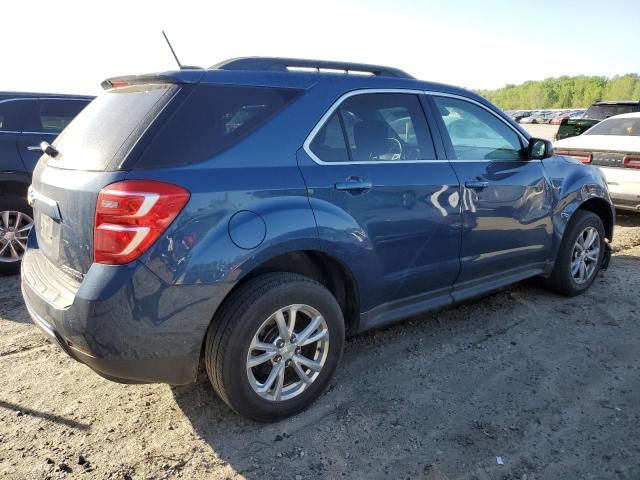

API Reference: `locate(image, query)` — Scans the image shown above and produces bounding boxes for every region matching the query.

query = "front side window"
[433,96,524,161]
[309,93,436,163]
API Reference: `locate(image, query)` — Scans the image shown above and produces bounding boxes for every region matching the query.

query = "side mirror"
[528,138,553,160]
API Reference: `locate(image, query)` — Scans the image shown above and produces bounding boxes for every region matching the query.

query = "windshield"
[584,117,640,136]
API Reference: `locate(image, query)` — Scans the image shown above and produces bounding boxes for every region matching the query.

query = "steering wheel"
[385,137,403,161]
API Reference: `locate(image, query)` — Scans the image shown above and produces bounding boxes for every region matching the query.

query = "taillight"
[623,155,640,168]
[94,180,190,265]
[109,80,129,88]
[555,150,592,164]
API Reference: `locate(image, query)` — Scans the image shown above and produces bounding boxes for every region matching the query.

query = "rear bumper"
[21,245,227,385]
[600,167,640,211]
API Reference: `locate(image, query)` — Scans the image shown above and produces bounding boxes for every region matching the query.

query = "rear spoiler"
[101,69,205,90]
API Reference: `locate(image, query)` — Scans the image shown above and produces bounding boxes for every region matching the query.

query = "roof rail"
[210,57,414,79]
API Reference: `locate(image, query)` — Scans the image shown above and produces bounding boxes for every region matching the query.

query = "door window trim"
[303,88,448,165]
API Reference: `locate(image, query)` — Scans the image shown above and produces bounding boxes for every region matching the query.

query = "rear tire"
[0,196,33,276]
[543,210,605,296]
[204,273,344,422]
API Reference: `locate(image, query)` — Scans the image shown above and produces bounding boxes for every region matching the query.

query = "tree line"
[475,74,640,110]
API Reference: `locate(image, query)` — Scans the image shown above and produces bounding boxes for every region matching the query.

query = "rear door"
[0,98,37,174]
[19,98,90,173]
[426,94,553,300]
[297,90,462,318]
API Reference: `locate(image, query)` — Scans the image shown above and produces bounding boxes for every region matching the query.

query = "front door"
[427,94,553,301]
[298,91,462,323]
[19,98,89,173]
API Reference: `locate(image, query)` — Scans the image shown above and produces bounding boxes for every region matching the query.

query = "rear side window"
[135,84,301,168]
[0,99,35,131]
[309,113,349,162]
[36,99,89,134]
[309,93,435,163]
[50,84,178,171]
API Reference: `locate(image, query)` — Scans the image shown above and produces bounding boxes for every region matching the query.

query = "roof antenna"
[162,30,184,69]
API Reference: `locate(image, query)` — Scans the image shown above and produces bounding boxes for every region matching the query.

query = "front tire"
[0,196,34,276]
[543,210,605,296]
[204,273,345,422]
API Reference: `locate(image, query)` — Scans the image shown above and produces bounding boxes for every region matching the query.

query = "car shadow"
[169,284,553,478]
[0,274,32,324]
[616,210,640,227]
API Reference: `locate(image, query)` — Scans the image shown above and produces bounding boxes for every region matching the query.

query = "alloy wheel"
[246,304,330,401]
[570,226,600,284]
[0,210,33,263]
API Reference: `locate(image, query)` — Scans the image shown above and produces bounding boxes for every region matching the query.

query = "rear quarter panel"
[129,85,336,287]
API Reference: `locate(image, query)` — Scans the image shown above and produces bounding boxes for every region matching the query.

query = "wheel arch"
[575,197,614,241]
[0,172,31,199]
[196,248,361,371]
[228,249,361,335]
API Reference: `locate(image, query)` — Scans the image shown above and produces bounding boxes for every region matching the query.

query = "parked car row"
[16,57,615,421]
[505,109,585,125]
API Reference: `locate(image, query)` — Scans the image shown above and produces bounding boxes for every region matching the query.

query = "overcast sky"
[3,0,639,95]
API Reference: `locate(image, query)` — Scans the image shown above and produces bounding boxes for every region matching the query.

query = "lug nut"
[290,335,297,344]
[296,347,301,353]
[285,359,292,367]
[274,355,282,363]
[276,339,285,348]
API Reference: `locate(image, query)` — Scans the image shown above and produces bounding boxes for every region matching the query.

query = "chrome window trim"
[303,88,530,165]
[302,88,444,165]
[38,97,91,102]
[21,131,57,136]
[0,98,37,104]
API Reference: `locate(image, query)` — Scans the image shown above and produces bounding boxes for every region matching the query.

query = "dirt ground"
[1,212,640,480]
[520,124,558,142]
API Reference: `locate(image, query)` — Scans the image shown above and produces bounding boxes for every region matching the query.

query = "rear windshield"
[555,119,600,140]
[134,84,301,168]
[49,84,178,171]
[584,117,640,136]
[583,104,639,120]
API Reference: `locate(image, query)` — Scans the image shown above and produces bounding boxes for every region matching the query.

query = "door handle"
[465,180,489,189]
[27,145,42,151]
[334,179,373,192]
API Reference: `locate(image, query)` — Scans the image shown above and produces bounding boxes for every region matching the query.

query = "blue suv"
[0,92,92,274]
[21,58,614,421]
